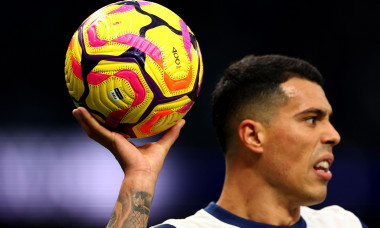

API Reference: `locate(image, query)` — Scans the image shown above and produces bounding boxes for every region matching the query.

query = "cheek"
[265,127,309,174]
[273,127,300,158]
[275,126,299,145]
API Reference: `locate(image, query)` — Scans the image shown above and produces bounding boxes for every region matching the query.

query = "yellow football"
[65,0,203,138]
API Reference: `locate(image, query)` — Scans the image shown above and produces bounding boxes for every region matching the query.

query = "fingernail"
[179,119,186,128]
[72,108,79,116]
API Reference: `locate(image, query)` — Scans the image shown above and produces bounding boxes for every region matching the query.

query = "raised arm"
[72,107,185,228]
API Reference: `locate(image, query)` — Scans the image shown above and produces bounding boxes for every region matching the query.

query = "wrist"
[122,171,157,193]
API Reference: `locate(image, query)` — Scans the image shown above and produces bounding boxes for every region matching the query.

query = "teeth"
[315,161,330,169]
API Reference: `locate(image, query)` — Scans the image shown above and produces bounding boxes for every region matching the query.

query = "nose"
[321,122,341,146]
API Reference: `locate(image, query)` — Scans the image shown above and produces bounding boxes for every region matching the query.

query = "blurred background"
[1,0,379,227]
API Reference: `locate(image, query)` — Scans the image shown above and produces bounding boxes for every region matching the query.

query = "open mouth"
[313,160,330,173]
[313,159,333,180]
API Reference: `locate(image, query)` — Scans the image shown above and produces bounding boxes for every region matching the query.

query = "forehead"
[280,77,332,114]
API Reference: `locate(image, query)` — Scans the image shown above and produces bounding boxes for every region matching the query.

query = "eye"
[305,116,317,125]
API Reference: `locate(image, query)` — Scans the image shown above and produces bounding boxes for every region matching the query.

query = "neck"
[216,158,301,226]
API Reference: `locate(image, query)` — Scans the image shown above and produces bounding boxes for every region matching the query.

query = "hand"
[72,107,185,181]
[73,107,186,228]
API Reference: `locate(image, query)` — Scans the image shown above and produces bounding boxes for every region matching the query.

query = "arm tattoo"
[107,189,152,228]
[123,191,152,228]
[106,212,118,228]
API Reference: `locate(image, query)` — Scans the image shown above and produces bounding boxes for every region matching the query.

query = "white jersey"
[151,202,367,228]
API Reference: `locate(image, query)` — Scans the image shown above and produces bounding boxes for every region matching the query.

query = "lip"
[313,154,334,180]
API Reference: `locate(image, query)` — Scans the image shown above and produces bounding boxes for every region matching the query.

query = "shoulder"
[151,209,237,228]
[301,205,365,228]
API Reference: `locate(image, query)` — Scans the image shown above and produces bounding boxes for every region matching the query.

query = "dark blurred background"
[0,0,379,227]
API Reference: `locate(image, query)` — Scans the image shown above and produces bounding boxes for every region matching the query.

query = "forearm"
[72,108,184,227]
[106,176,155,228]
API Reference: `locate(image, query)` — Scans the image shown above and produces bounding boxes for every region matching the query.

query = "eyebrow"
[294,108,333,120]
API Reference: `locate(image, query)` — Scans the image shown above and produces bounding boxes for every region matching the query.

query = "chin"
[302,187,328,206]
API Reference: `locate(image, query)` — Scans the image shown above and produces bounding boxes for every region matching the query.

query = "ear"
[238,119,264,154]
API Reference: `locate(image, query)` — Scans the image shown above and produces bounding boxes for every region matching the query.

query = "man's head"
[212,55,341,206]
[212,54,324,153]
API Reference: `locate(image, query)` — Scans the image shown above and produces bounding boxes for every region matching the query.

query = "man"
[73,54,367,227]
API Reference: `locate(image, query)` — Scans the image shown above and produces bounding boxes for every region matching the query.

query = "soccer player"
[73,54,367,228]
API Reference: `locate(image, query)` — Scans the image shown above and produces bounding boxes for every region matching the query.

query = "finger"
[72,108,92,134]
[157,119,186,153]
[72,107,113,146]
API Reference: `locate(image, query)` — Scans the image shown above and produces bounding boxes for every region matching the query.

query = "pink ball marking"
[107,2,152,15]
[86,1,155,48]
[107,5,135,15]
[112,34,163,63]
[87,22,164,65]
[139,2,152,6]
[179,20,192,61]
[87,18,110,47]
[68,38,83,80]
[176,101,194,113]
[113,70,146,107]
[87,70,145,106]
[105,70,146,129]
[87,71,111,85]
[71,55,83,80]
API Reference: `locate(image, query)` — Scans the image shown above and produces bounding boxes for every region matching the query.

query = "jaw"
[302,158,333,205]
[276,166,330,207]
[298,174,330,206]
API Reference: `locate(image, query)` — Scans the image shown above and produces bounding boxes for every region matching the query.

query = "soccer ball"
[65,0,203,138]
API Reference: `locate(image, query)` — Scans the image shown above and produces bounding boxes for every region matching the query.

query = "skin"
[72,107,185,228]
[217,77,341,226]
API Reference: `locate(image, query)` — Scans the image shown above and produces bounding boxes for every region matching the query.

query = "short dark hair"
[211,54,324,153]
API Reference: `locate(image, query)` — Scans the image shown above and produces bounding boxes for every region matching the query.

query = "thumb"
[156,119,186,153]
